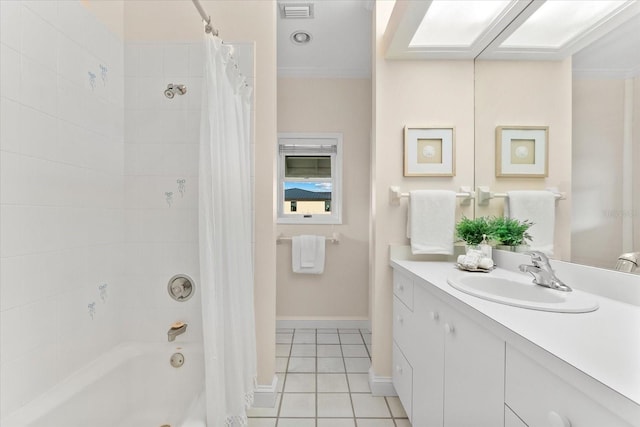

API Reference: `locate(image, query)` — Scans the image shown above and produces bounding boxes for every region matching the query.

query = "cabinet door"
[443,304,505,427]
[411,285,445,427]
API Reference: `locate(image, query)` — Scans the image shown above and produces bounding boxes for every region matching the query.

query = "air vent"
[280,3,314,19]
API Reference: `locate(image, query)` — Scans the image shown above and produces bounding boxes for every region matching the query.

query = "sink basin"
[447,273,599,313]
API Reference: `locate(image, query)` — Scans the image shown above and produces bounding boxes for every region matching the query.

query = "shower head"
[164,83,187,99]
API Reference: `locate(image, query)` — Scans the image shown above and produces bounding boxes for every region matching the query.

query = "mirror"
[474,12,640,272]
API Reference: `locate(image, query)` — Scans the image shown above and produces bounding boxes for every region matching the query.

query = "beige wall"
[277,78,371,320]
[572,79,625,268]
[123,0,278,386]
[371,4,475,377]
[475,60,573,261]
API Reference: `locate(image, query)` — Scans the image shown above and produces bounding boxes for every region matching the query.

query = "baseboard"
[368,368,397,397]
[276,319,371,330]
[252,375,279,408]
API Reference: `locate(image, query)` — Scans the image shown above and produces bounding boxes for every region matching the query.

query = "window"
[278,133,342,224]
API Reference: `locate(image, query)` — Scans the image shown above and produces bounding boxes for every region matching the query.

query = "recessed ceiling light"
[291,30,312,45]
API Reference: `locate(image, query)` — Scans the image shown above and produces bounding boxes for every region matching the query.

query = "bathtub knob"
[168,274,195,302]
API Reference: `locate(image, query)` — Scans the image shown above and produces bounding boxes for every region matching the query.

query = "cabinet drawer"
[506,346,632,427]
[393,296,414,355]
[393,270,414,310]
[392,341,413,423]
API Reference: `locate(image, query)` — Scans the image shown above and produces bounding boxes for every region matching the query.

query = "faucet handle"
[524,250,550,266]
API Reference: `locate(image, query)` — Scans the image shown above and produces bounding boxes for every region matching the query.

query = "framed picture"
[404,126,455,177]
[496,126,548,177]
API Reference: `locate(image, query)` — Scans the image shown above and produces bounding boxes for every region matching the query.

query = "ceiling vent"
[280,3,314,19]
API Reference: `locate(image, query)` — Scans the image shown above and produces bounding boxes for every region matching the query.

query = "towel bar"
[476,186,566,206]
[276,232,340,244]
[389,186,475,206]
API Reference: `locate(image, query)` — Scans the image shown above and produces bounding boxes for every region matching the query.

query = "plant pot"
[496,245,530,253]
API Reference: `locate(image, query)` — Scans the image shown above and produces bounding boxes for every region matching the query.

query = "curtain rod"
[192,0,219,36]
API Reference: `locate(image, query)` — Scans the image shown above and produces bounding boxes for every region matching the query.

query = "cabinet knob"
[430,311,439,321]
[444,323,455,334]
[548,411,571,427]
[396,283,404,292]
[396,365,403,374]
[397,315,403,324]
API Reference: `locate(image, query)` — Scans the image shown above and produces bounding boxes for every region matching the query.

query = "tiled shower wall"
[0,1,125,416]
[122,41,204,342]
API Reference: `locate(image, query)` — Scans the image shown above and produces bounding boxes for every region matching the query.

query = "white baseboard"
[276,319,371,330]
[252,375,279,408]
[368,368,397,397]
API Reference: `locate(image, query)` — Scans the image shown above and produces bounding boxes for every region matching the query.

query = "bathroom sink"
[447,273,599,313]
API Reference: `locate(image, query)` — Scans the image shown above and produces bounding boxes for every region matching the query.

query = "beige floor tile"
[276,344,291,357]
[386,396,408,418]
[340,333,364,344]
[290,344,316,357]
[247,418,277,427]
[284,373,315,393]
[277,418,315,427]
[276,357,288,373]
[287,357,315,372]
[317,393,353,417]
[318,344,342,357]
[341,344,368,357]
[279,393,316,417]
[317,333,340,344]
[344,357,370,373]
[347,373,370,393]
[351,394,392,418]
[317,373,349,392]
[293,332,316,344]
[356,419,395,427]
[317,357,345,373]
[318,419,356,427]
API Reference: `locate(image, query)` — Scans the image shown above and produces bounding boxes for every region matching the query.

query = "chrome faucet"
[168,322,188,342]
[519,251,572,292]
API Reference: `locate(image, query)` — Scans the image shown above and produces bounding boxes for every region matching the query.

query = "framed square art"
[404,126,455,177]
[496,126,548,177]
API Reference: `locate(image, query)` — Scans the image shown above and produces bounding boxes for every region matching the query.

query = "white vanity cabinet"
[392,270,505,427]
[505,345,636,427]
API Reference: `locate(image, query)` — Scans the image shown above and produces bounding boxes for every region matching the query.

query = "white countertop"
[390,259,640,408]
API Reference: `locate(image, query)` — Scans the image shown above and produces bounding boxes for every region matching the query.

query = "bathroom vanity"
[390,258,640,427]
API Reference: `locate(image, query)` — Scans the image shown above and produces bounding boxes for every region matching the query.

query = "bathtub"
[2,342,205,427]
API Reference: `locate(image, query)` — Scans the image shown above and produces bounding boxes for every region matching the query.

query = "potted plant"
[455,216,491,249]
[488,216,533,251]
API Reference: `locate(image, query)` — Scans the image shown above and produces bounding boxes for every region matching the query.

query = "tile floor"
[247,328,412,427]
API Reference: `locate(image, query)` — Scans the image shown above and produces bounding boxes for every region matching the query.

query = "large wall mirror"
[472,4,640,272]
[383,1,640,271]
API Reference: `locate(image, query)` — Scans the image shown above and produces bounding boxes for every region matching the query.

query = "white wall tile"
[21,5,59,72]
[138,44,164,77]
[21,54,58,116]
[0,0,22,51]
[57,33,85,87]
[164,44,189,77]
[22,0,59,28]
[0,44,21,101]
[188,42,204,77]
[56,0,88,47]
[0,97,21,153]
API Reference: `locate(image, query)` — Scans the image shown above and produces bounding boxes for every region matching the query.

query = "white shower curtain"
[199,35,256,427]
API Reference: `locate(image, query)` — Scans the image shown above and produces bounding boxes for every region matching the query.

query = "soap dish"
[455,263,494,273]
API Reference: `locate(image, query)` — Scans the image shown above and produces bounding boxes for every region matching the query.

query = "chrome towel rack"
[389,186,475,206]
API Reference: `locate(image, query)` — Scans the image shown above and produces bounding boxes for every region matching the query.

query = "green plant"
[488,217,533,247]
[455,216,491,245]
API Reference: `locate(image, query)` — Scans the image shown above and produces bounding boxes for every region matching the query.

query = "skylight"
[410,0,510,47]
[501,0,628,49]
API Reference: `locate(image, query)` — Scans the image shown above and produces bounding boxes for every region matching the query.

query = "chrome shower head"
[164,83,187,99]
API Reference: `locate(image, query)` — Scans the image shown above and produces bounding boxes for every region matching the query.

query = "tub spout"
[168,322,188,342]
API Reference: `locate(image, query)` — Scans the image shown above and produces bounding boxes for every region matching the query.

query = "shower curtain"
[199,35,256,427]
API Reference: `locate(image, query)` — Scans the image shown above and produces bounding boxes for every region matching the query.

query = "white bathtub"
[2,342,205,427]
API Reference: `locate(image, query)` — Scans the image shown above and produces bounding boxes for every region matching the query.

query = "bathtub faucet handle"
[168,321,188,342]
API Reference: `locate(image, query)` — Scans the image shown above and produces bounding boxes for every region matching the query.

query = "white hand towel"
[292,235,325,274]
[506,190,556,256]
[408,190,456,255]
